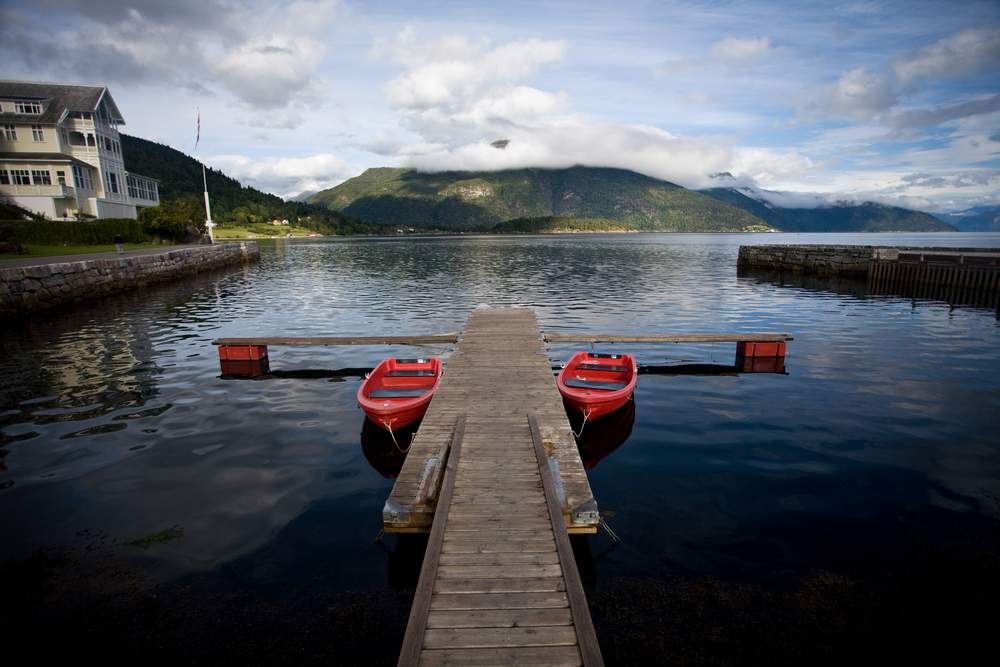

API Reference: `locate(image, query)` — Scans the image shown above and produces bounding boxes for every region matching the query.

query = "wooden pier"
[396,308,602,666]
[384,309,600,537]
[213,310,793,665]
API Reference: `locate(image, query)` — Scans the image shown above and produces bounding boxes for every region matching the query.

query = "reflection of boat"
[360,418,416,478]
[557,352,637,420]
[569,398,636,470]
[357,357,442,431]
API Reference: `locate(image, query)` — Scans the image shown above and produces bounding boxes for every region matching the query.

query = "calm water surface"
[2,233,999,664]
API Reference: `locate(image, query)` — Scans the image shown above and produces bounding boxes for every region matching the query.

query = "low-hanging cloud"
[205,153,354,199]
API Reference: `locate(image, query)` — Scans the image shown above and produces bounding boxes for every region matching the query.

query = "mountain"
[933,205,1000,232]
[700,186,955,232]
[310,166,768,231]
[119,134,378,234]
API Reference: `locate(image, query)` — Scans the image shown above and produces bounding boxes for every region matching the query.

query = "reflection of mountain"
[360,417,415,479]
[567,398,636,470]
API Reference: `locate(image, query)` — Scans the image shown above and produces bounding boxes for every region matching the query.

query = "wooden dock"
[396,308,603,666]
[212,311,794,665]
[384,309,600,535]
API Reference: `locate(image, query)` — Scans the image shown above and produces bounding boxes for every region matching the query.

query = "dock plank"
[395,309,604,666]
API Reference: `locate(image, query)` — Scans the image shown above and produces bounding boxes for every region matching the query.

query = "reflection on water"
[361,417,414,479]
[2,233,1000,664]
[570,399,636,470]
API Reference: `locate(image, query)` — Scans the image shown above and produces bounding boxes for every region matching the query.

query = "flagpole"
[202,163,215,244]
[195,109,215,244]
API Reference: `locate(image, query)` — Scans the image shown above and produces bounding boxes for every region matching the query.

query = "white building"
[0,81,159,220]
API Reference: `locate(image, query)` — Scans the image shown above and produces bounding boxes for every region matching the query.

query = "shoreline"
[0,242,259,319]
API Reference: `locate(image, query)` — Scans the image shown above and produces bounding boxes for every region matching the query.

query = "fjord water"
[2,233,999,664]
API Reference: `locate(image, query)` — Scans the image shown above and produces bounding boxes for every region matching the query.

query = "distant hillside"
[934,205,1000,232]
[120,135,378,234]
[701,187,955,232]
[310,166,768,231]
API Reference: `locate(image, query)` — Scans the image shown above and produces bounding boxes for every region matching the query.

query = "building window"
[31,169,52,185]
[103,136,112,151]
[15,101,42,114]
[109,171,119,194]
[3,125,16,141]
[31,125,44,142]
[56,170,66,185]
[12,169,31,185]
[87,133,96,146]
[72,164,94,190]
[0,170,9,185]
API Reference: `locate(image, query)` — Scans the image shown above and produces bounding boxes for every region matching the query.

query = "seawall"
[737,245,875,278]
[1,242,259,319]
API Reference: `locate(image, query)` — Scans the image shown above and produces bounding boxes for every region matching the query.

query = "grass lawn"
[0,243,179,260]
[214,223,321,239]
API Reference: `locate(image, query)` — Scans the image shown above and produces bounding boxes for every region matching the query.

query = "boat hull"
[357,357,442,432]
[557,351,638,421]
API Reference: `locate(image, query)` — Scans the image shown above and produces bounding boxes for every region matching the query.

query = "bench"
[369,388,431,398]
[576,363,629,373]
[563,378,628,391]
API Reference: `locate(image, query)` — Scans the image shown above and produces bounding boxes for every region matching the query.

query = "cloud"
[659,35,776,75]
[813,28,1000,122]
[893,28,1000,83]
[889,94,1000,128]
[376,31,753,188]
[820,66,899,119]
[0,0,338,114]
[710,36,773,63]
[204,153,354,198]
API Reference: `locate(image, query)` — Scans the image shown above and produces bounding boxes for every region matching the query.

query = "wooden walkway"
[384,309,599,535]
[397,308,603,666]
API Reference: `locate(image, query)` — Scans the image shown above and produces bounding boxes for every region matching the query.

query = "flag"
[195,109,200,150]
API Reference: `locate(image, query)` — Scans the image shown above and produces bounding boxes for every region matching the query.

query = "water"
[2,233,999,664]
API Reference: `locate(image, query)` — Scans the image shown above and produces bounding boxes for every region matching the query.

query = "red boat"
[557,351,637,421]
[357,357,442,432]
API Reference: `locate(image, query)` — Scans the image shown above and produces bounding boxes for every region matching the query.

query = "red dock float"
[736,340,787,358]
[218,344,270,377]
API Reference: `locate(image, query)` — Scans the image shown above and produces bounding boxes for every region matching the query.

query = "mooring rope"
[571,408,592,438]
[384,419,411,454]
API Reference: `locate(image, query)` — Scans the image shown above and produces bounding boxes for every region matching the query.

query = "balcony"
[0,183,78,198]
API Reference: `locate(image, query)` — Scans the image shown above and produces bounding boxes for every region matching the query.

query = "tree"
[139,195,206,242]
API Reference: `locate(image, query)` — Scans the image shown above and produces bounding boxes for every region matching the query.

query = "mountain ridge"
[310,166,768,231]
[312,166,956,232]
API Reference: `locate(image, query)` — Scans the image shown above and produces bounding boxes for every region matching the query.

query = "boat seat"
[369,388,429,398]
[395,358,427,364]
[588,353,621,359]
[576,363,629,373]
[386,370,436,377]
[564,378,628,391]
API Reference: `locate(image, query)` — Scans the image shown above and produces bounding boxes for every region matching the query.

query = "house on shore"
[0,81,159,220]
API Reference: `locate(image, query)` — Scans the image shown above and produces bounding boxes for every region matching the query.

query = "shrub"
[0,219,152,245]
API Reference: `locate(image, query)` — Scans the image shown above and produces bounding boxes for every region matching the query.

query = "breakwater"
[739,244,999,287]
[737,245,876,278]
[0,242,259,318]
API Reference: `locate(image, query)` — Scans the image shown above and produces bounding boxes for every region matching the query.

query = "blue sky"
[2,0,998,210]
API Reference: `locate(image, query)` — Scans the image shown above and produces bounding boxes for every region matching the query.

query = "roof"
[0,151,95,168]
[0,81,124,124]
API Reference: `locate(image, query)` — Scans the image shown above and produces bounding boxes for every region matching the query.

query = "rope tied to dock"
[571,408,592,438]
[383,419,411,453]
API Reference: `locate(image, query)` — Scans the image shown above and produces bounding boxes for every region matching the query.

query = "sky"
[1,0,998,211]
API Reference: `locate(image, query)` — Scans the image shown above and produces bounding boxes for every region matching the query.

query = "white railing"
[0,183,78,197]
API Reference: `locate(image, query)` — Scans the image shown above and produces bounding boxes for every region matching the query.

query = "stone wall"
[1,242,259,318]
[737,245,875,278]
